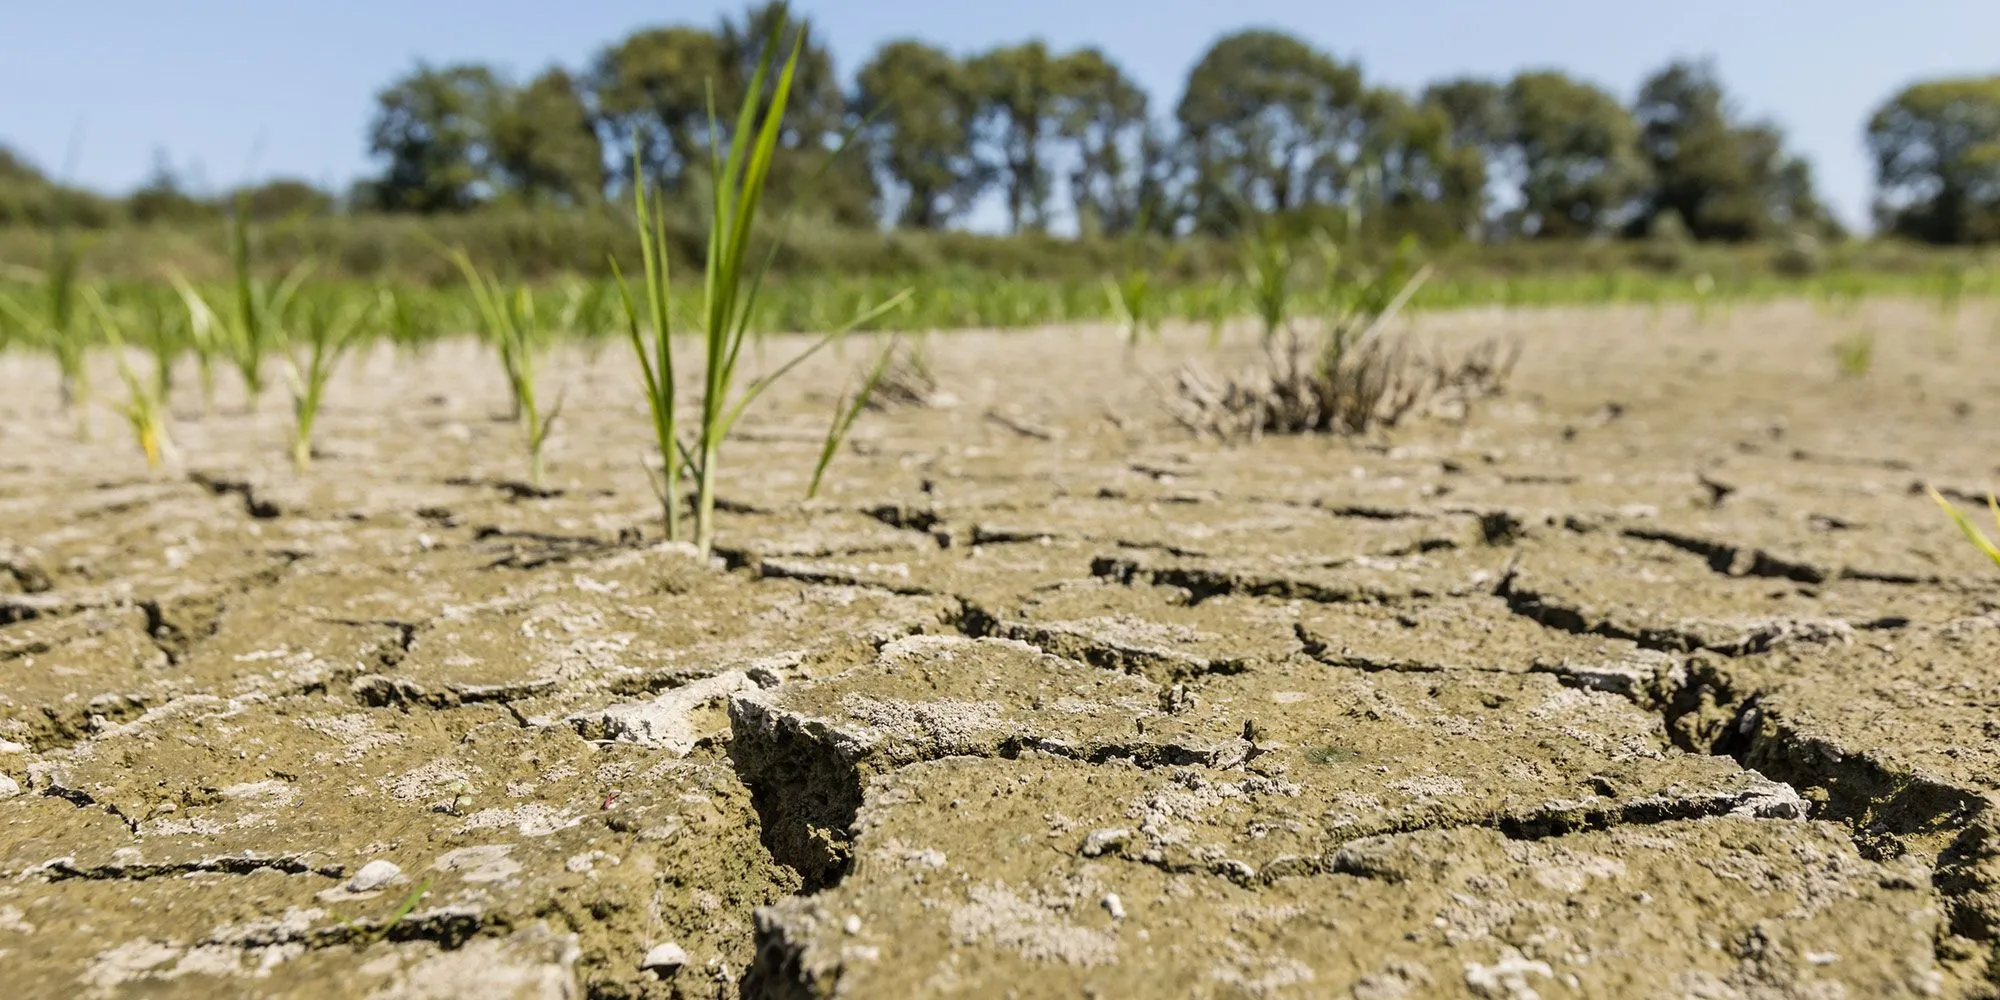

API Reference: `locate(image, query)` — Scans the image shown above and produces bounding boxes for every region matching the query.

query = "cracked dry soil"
[4,300,2000,998]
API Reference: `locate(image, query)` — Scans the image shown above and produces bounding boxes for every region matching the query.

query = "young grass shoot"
[83,289,173,471]
[1928,487,2000,569]
[808,339,898,499]
[285,297,367,472]
[615,6,909,556]
[451,249,563,489]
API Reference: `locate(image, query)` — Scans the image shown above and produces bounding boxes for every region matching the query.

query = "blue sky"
[4,1,1998,230]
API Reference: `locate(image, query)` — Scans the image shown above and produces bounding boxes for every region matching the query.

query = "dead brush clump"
[866,339,953,410]
[1174,245,1518,439]
[1175,331,1518,439]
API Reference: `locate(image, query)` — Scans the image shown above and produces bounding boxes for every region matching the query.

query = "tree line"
[4,3,1999,246]
[356,6,1842,245]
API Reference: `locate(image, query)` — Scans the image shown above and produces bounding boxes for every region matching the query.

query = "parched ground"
[3,300,2000,999]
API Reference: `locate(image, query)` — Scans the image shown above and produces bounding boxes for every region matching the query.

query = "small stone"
[640,942,688,976]
[0,776,19,799]
[842,915,862,936]
[0,739,27,754]
[1079,828,1131,858]
[347,860,403,892]
[1101,893,1126,921]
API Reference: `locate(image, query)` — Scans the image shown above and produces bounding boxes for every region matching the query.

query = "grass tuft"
[616,4,908,556]
[1834,329,1875,378]
[450,249,564,488]
[285,297,367,472]
[83,289,173,470]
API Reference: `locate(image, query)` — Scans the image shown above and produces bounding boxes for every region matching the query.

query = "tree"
[1055,47,1149,236]
[1129,123,1192,237]
[969,41,1067,233]
[1505,70,1647,238]
[1358,90,1483,244]
[1176,30,1366,232]
[594,5,872,223]
[1424,78,1511,154]
[717,4,874,226]
[0,146,116,228]
[592,25,726,191]
[1867,76,2000,244]
[1421,78,1510,237]
[1632,59,1824,241]
[127,150,213,225]
[490,68,605,206]
[854,40,984,229]
[367,63,503,213]
[231,179,334,221]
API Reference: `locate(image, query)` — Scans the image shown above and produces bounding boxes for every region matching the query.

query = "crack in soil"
[989,618,1251,683]
[1091,555,1422,606]
[1088,782,1808,889]
[1490,563,1900,657]
[1622,526,1828,584]
[39,782,142,835]
[188,471,283,519]
[39,854,344,883]
[726,696,1253,895]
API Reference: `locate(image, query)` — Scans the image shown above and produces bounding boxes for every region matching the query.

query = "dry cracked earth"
[3,300,2000,999]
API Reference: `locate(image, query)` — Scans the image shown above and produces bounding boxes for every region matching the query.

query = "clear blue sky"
[4,1,1998,230]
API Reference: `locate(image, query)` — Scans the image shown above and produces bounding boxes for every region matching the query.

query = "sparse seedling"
[1201,275,1238,348]
[378,285,435,360]
[1692,272,1717,325]
[285,297,366,472]
[1243,224,1296,343]
[808,339,897,498]
[222,200,310,405]
[1927,486,2000,568]
[170,273,224,414]
[614,7,909,556]
[331,877,434,946]
[83,290,173,470]
[451,249,563,488]
[1834,329,1874,378]
[612,163,684,542]
[134,290,183,404]
[558,275,618,361]
[0,235,91,436]
[868,338,943,410]
[1105,269,1158,348]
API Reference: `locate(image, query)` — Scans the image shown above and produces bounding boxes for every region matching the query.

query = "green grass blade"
[722,288,912,439]
[1929,486,2000,567]
[808,339,898,499]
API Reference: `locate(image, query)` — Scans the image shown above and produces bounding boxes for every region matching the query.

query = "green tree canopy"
[1868,76,2000,244]
[969,41,1068,233]
[1505,70,1647,238]
[231,179,336,221]
[490,68,605,207]
[366,62,503,213]
[1055,47,1148,236]
[1176,30,1365,232]
[1632,59,1824,241]
[854,40,985,229]
[592,6,872,224]
[591,25,725,191]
